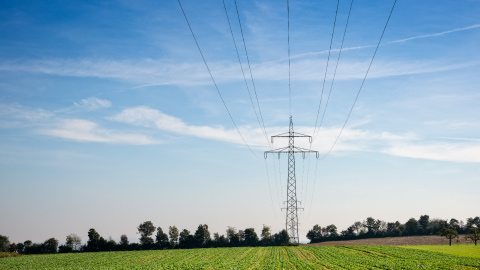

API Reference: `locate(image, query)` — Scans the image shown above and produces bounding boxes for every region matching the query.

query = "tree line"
[306,215,480,245]
[0,223,292,254]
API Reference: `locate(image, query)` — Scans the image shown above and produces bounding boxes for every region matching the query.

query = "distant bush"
[0,252,21,258]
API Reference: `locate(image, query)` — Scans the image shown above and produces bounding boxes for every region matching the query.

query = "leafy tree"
[325,224,339,238]
[58,245,73,253]
[449,218,460,231]
[466,217,480,228]
[438,227,458,246]
[465,227,480,246]
[66,233,82,251]
[363,218,382,236]
[274,229,289,245]
[86,228,107,252]
[169,226,179,248]
[194,224,210,247]
[87,228,101,252]
[179,229,193,249]
[427,219,448,235]
[306,224,322,243]
[138,221,156,248]
[404,218,419,235]
[418,215,429,234]
[226,226,239,246]
[352,221,364,236]
[105,237,116,251]
[244,228,259,246]
[43,238,59,253]
[238,230,245,243]
[15,242,25,254]
[9,243,16,253]
[386,221,403,237]
[0,235,9,252]
[261,225,272,245]
[120,234,129,247]
[156,227,169,249]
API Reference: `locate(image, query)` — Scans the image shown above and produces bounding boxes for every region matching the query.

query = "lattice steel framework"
[264,116,318,243]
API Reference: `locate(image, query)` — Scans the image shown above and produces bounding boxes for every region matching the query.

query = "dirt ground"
[305,235,472,246]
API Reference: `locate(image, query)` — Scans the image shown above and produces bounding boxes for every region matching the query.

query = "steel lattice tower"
[265,116,318,243]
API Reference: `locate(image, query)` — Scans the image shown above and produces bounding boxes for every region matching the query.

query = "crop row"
[1,245,479,269]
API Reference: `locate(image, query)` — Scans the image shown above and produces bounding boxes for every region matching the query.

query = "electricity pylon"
[264,116,318,243]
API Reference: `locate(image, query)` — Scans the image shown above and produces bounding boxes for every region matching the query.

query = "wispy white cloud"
[110,106,480,163]
[0,57,473,88]
[74,97,112,111]
[383,142,480,163]
[1,24,478,86]
[0,103,157,145]
[39,119,156,145]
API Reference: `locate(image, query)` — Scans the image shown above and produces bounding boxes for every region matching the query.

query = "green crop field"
[401,244,480,259]
[1,245,479,269]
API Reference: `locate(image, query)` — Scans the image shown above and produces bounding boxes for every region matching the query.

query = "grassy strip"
[400,244,480,259]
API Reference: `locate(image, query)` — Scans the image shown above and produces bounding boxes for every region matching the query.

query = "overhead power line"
[287,0,292,116]
[223,0,280,215]
[318,0,397,160]
[177,0,259,159]
[312,0,340,140]
[307,0,398,219]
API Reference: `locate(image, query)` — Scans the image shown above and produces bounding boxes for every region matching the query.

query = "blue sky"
[1,0,479,244]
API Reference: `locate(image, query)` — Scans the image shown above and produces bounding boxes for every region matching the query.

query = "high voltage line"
[177,0,259,159]
[302,0,354,209]
[314,0,354,141]
[307,0,398,219]
[312,0,340,141]
[287,0,292,117]
[223,0,281,218]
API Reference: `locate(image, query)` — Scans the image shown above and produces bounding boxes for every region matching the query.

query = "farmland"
[1,245,479,269]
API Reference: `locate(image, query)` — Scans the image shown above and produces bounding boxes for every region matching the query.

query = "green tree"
[326,224,339,238]
[465,227,480,246]
[179,229,193,249]
[156,227,169,249]
[244,228,259,246]
[306,224,322,243]
[363,217,381,236]
[404,218,419,235]
[466,217,480,228]
[120,234,129,247]
[168,226,179,248]
[274,229,289,245]
[438,227,458,246]
[194,224,210,247]
[87,228,101,252]
[137,221,156,247]
[66,233,82,251]
[43,238,59,253]
[0,235,9,252]
[261,225,271,245]
[418,215,430,234]
[226,226,239,246]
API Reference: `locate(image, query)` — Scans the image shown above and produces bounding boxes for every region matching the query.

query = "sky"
[0,0,479,244]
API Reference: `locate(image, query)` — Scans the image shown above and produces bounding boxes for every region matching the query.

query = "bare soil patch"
[305,235,471,246]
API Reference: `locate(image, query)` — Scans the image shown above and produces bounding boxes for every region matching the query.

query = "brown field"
[305,235,472,246]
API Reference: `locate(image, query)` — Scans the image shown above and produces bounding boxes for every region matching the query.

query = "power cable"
[177,0,259,159]
[287,0,292,116]
[312,0,340,140]
[314,0,354,141]
[223,0,281,214]
[222,0,269,144]
[318,0,397,161]
[307,0,398,219]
